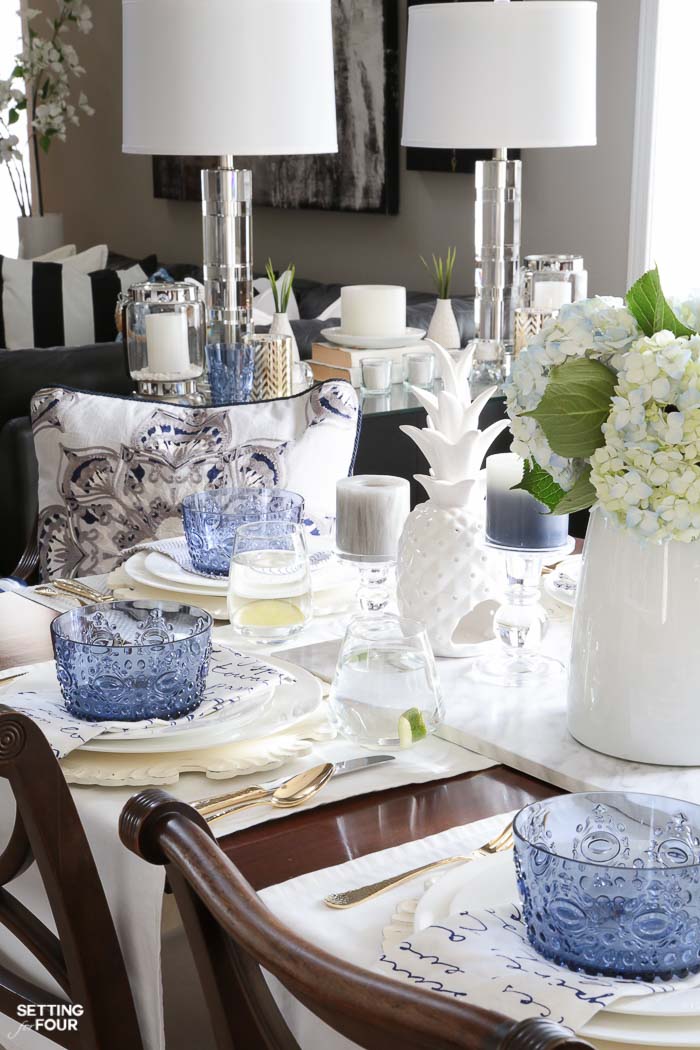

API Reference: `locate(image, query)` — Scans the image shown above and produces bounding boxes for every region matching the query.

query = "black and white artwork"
[153,0,399,214]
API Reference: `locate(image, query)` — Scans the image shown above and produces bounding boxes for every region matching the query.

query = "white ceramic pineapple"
[396,340,508,657]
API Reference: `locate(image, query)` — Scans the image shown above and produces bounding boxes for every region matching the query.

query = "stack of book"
[309,342,422,386]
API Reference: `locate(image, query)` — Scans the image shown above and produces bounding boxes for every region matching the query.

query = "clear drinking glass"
[228,521,312,644]
[329,614,443,749]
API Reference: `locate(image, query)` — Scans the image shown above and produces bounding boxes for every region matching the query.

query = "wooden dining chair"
[120,788,594,1050]
[0,705,144,1050]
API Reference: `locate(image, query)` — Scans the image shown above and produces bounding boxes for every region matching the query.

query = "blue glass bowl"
[51,600,212,722]
[514,791,700,980]
[182,487,304,576]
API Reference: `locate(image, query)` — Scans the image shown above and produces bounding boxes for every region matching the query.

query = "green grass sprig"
[266,258,296,313]
[420,246,457,299]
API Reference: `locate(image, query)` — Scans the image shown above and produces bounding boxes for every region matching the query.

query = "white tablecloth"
[0,673,495,1050]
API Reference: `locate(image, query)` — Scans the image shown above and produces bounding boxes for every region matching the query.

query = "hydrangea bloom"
[590,330,700,542]
[506,296,641,488]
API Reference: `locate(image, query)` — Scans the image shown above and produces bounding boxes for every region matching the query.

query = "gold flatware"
[192,755,395,817]
[204,762,335,824]
[51,580,113,604]
[323,821,514,909]
[35,585,91,606]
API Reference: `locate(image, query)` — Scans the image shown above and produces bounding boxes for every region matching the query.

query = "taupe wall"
[39,0,640,296]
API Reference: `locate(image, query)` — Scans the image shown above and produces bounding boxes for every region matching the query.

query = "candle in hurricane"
[485,453,569,550]
[145,312,192,378]
[336,475,410,561]
[341,285,406,337]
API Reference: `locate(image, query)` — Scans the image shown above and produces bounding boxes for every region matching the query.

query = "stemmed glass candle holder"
[335,476,410,613]
[481,453,570,682]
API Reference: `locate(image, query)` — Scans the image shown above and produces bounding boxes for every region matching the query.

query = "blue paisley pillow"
[31,383,360,579]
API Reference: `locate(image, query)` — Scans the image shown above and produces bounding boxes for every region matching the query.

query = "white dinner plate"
[543,554,581,609]
[81,657,322,753]
[145,551,227,591]
[413,850,700,1038]
[320,326,426,350]
[128,549,358,604]
[125,551,227,598]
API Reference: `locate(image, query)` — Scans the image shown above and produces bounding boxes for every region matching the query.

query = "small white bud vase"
[427,297,461,350]
[269,311,300,364]
[17,213,64,259]
[396,340,509,657]
[568,508,700,766]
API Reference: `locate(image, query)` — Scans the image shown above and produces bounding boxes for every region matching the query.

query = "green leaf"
[512,459,565,512]
[11,65,24,79]
[522,357,617,458]
[626,266,695,337]
[39,134,52,153]
[552,467,597,515]
[7,109,19,125]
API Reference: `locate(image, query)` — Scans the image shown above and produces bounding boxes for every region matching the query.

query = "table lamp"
[402,0,597,382]
[122,0,337,349]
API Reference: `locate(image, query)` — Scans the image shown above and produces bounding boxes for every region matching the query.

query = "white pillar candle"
[485,453,569,549]
[145,312,191,377]
[336,475,410,560]
[533,280,573,311]
[341,285,406,337]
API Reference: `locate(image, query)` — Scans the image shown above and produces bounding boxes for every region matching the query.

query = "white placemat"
[258,812,516,1050]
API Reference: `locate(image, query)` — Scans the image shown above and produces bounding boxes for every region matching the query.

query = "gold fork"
[323,821,514,909]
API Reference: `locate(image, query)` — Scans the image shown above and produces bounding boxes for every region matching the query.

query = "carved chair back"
[0,706,143,1050]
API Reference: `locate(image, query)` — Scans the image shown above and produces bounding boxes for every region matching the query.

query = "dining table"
[1,554,692,1050]
[0,588,557,885]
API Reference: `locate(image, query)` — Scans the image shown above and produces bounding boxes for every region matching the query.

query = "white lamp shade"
[122,0,338,156]
[402,1,597,150]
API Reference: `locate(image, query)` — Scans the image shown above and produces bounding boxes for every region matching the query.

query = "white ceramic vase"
[568,508,700,765]
[17,213,64,259]
[427,298,461,350]
[269,311,300,364]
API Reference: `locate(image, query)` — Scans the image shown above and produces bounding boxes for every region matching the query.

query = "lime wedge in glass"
[398,707,427,748]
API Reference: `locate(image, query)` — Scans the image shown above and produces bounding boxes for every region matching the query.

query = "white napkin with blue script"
[378,861,700,1035]
[0,645,291,759]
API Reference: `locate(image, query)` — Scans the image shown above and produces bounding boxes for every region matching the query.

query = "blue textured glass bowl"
[182,487,304,576]
[51,600,212,722]
[514,791,700,980]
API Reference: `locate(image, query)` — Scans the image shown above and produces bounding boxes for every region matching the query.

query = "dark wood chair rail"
[120,788,593,1050]
[0,706,144,1050]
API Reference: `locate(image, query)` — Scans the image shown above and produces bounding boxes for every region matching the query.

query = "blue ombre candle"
[486,453,569,550]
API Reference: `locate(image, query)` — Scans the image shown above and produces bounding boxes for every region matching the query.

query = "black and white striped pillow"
[0,255,155,350]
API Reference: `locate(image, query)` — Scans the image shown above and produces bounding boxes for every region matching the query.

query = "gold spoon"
[204,762,334,824]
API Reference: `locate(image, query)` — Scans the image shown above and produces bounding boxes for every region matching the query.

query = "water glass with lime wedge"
[329,614,443,749]
[228,521,312,644]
